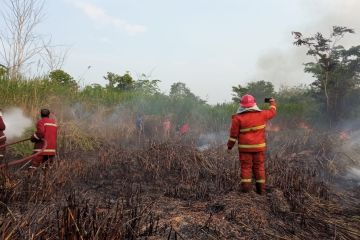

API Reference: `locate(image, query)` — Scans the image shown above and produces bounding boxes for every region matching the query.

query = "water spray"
[3,107,32,140]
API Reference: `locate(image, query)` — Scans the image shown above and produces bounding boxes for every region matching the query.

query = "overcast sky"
[3,0,360,104]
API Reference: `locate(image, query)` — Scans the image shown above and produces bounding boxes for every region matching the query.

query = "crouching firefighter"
[30,109,58,168]
[227,95,276,194]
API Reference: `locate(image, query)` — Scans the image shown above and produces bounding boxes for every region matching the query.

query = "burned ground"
[0,130,359,239]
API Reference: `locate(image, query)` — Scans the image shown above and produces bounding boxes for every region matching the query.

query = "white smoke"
[342,128,360,185]
[3,108,33,140]
[254,0,360,90]
[346,168,360,186]
[197,131,227,151]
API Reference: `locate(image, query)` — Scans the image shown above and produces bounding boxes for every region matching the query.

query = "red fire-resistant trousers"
[239,151,266,194]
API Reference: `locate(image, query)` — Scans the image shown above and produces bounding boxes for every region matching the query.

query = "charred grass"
[0,130,359,239]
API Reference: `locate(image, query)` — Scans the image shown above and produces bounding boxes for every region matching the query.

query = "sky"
[2,0,360,104]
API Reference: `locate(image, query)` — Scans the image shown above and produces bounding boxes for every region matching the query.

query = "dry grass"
[0,130,359,239]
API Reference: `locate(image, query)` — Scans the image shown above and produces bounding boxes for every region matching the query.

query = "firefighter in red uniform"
[227,94,276,195]
[30,109,58,168]
[0,109,6,161]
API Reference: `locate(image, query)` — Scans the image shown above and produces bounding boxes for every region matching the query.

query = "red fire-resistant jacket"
[31,117,57,155]
[0,116,6,145]
[227,102,276,152]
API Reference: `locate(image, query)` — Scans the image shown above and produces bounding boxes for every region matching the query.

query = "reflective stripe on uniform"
[241,179,252,183]
[238,143,266,148]
[240,124,266,133]
[44,123,57,127]
[228,137,237,142]
[43,149,56,153]
[0,154,4,157]
[256,179,265,183]
[270,105,276,110]
[0,135,6,139]
[34,149,56,153]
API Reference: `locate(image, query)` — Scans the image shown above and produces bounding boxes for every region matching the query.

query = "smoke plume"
[254,0,360,89]
[341,126,360,185]
[346,168,360,185]
[3,108,33,140]
[254,48,312,88]
[197,131,227,151]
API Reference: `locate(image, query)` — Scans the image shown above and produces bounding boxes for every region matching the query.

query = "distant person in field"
[227,94,276,195]
[163,117,171,139]
[175,124,181,135]
[135,113,144,135]
[0,109,6,161]
[30,109,58,169]
[180,122,190,135]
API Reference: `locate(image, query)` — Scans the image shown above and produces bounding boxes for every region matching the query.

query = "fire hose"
[0,138,47,169]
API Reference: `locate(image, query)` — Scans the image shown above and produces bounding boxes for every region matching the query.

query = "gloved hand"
[30,135,36,142]
[30,134,41,143]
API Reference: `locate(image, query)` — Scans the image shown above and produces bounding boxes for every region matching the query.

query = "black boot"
[241,182,252,193]
[256,183,265,195]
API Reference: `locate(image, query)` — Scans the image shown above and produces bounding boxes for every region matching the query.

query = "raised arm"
[262,98,277,120]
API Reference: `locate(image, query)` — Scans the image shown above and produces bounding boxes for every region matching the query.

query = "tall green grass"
[0,77,329,153]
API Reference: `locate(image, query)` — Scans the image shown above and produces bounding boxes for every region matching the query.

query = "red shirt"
[180,123,189,134]
[32,117,58,155]
[227,102,276,152]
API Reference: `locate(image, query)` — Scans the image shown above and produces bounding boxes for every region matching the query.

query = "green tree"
[104,71,134,91]
[276,85,320,124]
[232,80,275,103]
[169,82,205,103]
[293,26,360,123]
[83,83,103,92]
[170,82,192,98]
[49,69,78,89]
[134,74,161,95]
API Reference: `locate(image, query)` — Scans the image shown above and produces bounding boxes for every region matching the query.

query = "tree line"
[1,1,359,127]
